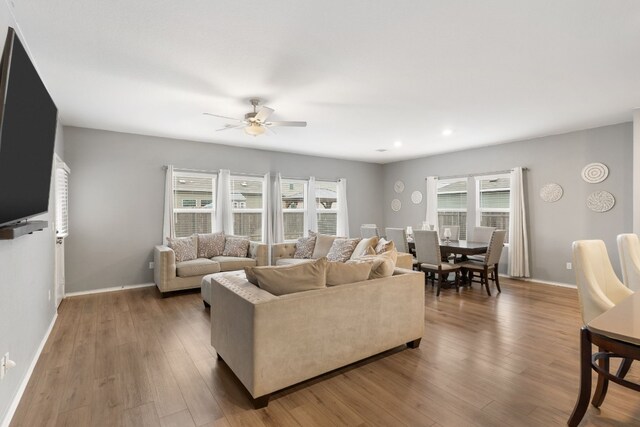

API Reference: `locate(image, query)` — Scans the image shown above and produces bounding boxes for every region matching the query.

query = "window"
[316,180,338,235]
[231,176,264,241]
[437,178,467,240]
[55,166,69,238]
[476,174,510,242]
[281,179,306,240]
[173,172,216,237]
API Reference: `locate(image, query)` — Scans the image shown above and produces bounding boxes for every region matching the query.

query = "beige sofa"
[210,267,425,407]
[271,241,415,269]
[154,241,268,295]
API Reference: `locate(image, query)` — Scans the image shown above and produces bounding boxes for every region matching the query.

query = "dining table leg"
[568,327,592,427]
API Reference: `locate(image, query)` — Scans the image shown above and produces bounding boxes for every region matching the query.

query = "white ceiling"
[10,0,640,163]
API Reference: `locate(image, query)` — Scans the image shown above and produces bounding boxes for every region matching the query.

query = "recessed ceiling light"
[394,140,402,148]
[442,129,453,136]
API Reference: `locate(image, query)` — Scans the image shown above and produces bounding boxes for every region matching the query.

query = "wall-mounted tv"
[0,27,58,228]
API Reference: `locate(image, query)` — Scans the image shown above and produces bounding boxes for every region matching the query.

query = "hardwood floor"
[9,278,640,426]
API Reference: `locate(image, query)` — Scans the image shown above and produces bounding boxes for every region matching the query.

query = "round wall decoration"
[394,180,405,193]
[587,190,615,213]
[581,163,609,184]
[539,183,563,203]
[391,199,401,212]
[411,190,423,204]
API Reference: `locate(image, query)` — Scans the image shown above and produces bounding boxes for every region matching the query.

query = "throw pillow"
[326,261,372,286]
[223,236,250,257]
[167,235,198,263]
[350,236,379,260]
[326,238,361,262]
[251,257,328,296]
[375,238,394,254]
[309,231,340,258]
[364,246,376,255]
[353,249,398,279]
[244,266,258,285]
[197,232,226,258]
[294,235,316,259]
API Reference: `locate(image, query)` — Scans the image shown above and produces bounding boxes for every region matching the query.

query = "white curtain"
[216,169,233,234]
[272,173,284,243]
[508,167,530,277]
[336,178,350,237]
[263,172,272,245]
[306,176,317,235]
[162,165,174,243]
[425,176,438,229]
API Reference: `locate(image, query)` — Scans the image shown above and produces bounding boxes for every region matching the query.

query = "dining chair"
[459,229,506,296]
[360,225,380,238]
[439,225,460,241]
[572,240,635,391]
[385,227,419,269]
[617,233,640,292]
[467,226,496,262]
[414,230,461,296]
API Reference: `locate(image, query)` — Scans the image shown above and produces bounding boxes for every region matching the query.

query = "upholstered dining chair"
[460,229,506,296]
[572,240,634,383]
[617,233,640,292]
[360,225,380,238]
[414,230,461,296]
[467,226,496,262]
[439,225,460,241]
[385,227,418,269]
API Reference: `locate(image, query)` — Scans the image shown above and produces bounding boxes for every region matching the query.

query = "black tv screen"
[0,27,58,227]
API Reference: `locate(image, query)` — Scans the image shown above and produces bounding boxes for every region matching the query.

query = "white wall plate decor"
[539,183,563,203]
[391,199,401,211]
[581,163,609,184]
[411,190,423,204]
[587,190,615,213]
[394,180,405,193]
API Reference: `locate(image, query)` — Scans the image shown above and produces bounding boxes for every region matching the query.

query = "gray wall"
[63,126,384,293]
[382,122,633,284]
[0,121,64,424]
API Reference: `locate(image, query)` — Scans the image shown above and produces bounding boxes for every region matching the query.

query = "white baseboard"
[1,312,58,427]
[503,275,576,289]
[64,282,155,297]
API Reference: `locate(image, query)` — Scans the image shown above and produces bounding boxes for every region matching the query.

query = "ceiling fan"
[204,98,307,136]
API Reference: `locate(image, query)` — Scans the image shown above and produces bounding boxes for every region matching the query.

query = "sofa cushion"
[351,249,398,279]
[275,258,315,266]
[310,231,339,258]
[375,238,395,254]
[293,235,316,259]
[168,235,198,262]
[326,261,372,286]
[327,238,361,262]
[248,257,327,296]
[223,236,250,257]
[198,232,226,258]
[176,258,221,277]
[212,256,256,272]
[350,236,379,260]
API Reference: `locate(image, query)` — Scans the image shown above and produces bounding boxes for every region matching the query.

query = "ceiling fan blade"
[215,124,245,131]
[266,121,307,127]
[254,106,274,122]
[265,126,277,136]
[203,112,243,122]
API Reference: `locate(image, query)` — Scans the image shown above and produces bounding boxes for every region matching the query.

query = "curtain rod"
[282,175,339,183]
[428,167,528,181]
[163,166,265,178]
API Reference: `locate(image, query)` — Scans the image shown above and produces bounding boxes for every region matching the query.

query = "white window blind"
[437,178,467,239]
[230,175,264,241]
[55,168,69,237]
[315,180,338,235]
[476,175,511,242]
[281,179,306,240]
[173,172,216,237]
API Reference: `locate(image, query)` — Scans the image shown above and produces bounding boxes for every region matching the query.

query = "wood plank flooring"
[9,278,640,426]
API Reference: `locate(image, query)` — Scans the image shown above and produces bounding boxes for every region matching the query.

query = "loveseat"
[209,266,425,407]
[154,238,268,294]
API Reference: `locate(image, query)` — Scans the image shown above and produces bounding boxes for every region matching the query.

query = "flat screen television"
[0,27,58,227]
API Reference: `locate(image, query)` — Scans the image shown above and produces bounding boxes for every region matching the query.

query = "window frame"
[281,178,308,242]
[315,180,339,236]
[230,175,266,242]
[436,177,468,240]
[475,173,511,243]
[172,171,217,237]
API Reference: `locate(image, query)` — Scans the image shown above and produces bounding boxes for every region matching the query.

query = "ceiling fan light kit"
[204,98,307,137]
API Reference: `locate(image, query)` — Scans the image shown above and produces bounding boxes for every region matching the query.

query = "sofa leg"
[252,394,270,409]
[407,338,422,349]
[203,300,210,308]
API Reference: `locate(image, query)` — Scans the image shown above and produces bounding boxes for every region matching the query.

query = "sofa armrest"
[271,242,297,265]
[249,242,268,266]
[154,245,176,289]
